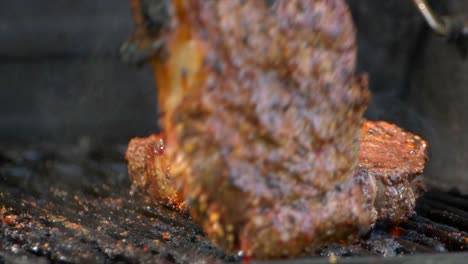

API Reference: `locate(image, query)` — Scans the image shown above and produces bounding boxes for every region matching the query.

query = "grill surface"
[0,143,467,263]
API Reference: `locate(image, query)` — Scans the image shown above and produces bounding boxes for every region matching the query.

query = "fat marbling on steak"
[125,0,428,259]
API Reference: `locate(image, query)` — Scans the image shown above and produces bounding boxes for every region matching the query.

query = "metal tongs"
[413,0,468,57]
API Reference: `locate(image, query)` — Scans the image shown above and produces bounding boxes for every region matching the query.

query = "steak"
[359,120,427,224]
[125,0,428,259]
[126,121,428,258]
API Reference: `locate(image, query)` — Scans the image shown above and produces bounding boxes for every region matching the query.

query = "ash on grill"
[0,145,467,263]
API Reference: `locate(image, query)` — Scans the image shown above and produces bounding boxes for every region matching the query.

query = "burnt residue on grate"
[1,144,468,263]
[0,144,235,263]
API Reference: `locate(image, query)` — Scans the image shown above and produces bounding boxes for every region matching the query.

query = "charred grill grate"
[0,144,467,263]
[318,193,468,258]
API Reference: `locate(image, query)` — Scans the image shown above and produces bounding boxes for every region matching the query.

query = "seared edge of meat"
[125,134,186,211]
[359,121,428,223]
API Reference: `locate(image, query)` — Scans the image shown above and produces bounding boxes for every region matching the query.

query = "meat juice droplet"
[155,139,165,155]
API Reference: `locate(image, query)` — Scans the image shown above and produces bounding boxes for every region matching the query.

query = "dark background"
[0,0,467,192]
[0,0,159,145]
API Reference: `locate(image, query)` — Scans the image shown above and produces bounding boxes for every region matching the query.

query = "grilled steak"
[126,121,427,257]
[125,0,428,259]
[359,121,427,224]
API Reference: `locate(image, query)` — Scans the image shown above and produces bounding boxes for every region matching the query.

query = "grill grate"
[0,144,467,263]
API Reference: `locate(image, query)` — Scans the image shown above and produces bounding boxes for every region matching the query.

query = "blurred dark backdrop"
[1,0,467,192]
[0,0,159,145]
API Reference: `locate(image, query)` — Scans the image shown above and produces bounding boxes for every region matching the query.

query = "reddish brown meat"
[125,0,428,259]
[165,0,368,258]
[126,134,186,211]
[359,121,428,223]
[125,121,428,257]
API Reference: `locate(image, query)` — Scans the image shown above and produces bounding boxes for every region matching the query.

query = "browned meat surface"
[359,121,428,224]
[125,0,428,259]
[166,0,369,258]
